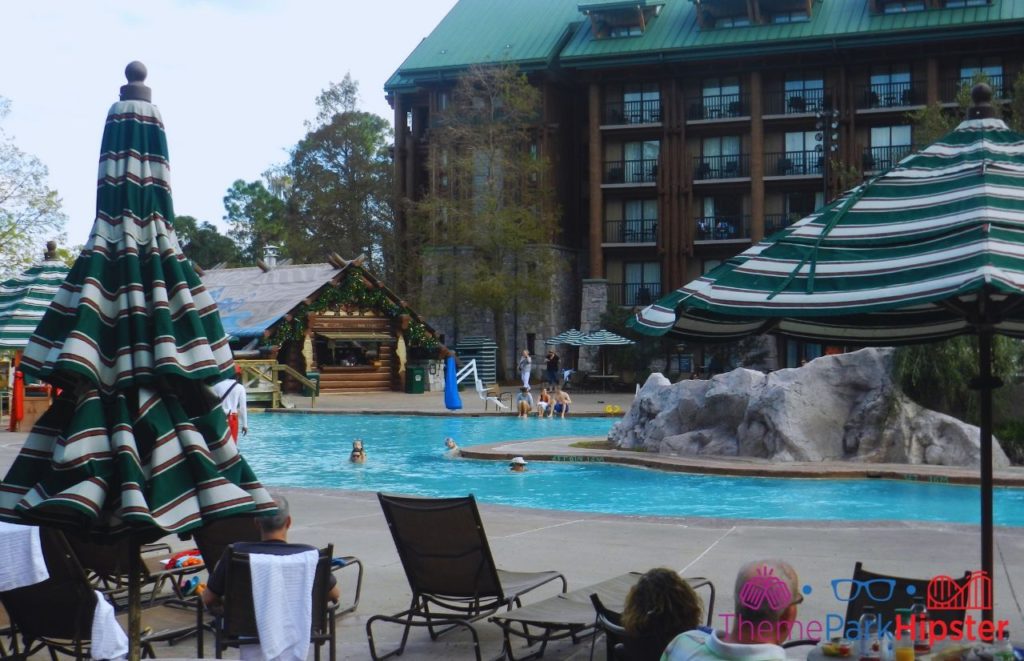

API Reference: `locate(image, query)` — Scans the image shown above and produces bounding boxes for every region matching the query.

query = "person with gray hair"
[661,559,801,661]
[202,492,340,613]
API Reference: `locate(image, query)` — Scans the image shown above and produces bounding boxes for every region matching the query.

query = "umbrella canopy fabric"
[579,329,635,346]
[0,63,274,535]
[545,329,587,346]
[629,91,1019,624]
[0,251,70,350]
[632,116,1024,345]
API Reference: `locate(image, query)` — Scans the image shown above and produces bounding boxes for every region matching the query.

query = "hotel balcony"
[608,281,662,307]
[855,81,925,111]
[764,151,824,178]
[862,144,914,173]
[603,219,657,245]
[604,99,662,126]
[603,158,658,185]
[764,213,801,235]
[694,215,752,243]
[942,75,1007,102]
[763,89,829,117]
[687,93,750,122]
[693,154,750,181]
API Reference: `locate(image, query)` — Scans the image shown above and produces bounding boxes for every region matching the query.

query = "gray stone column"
[579,279,608,373]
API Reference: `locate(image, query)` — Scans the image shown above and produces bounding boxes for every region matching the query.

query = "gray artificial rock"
[609,348,1010,468]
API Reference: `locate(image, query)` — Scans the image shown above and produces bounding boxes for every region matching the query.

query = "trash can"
[304,371,320,396]
[406,367,425,394]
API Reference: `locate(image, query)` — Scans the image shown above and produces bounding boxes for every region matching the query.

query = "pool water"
[241,414,1024,526]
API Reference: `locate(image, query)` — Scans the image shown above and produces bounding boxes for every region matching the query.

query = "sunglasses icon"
[831,578,896,603]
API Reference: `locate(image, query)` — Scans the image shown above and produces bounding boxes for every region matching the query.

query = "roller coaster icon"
[927,571,992,611]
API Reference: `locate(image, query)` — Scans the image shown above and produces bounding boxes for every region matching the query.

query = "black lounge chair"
[367,493,567,661]
[0,528,201,660]
[211,544,337,661]
[190,514,364,618]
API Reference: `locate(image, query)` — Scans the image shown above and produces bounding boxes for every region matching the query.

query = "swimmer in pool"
[350,438,366,464]
[444,437,461,458]
[509,456,528,472]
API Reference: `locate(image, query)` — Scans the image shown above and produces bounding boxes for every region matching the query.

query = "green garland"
[270,269,440,351]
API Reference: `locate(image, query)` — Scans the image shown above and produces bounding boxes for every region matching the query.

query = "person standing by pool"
[212,368,247,443]
[553,386,572,418]
[515,387,534,418]
[444,437,460,458]
[518,350,532,390]
[544,349,560,387]
[509,456,528,472]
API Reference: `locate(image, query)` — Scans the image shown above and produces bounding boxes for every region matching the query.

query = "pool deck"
[2,390,1024,660]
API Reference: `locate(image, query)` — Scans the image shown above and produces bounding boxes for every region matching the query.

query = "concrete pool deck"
[2,390,1023,660]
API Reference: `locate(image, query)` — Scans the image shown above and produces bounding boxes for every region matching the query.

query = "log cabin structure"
[203,254,441,394]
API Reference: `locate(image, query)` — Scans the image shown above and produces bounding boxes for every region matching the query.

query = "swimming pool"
[242,413,1024,526]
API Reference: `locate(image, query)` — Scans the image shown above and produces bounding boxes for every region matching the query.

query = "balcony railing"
[605,99,662,125]
[764,213,801,235]
[764,89,828,115]
[687,93,749,120]
[862,144,913,172]
[942,75,1006,101]
[604,158,658,184]
[693,154,750,180]
[604,219,658,244]
[765,150,824,177]
[608,282,663,307]
[855,81,925,109]
[695,216,752,242]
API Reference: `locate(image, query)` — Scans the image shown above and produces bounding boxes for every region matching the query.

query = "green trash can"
[304,371,320,396]
[406,367,425,394]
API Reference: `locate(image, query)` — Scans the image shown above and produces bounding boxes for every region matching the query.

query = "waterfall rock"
[610,348,1009,468]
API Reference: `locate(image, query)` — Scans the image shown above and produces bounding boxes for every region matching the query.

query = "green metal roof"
[578,0,662,11]
[384,0,583,90]
[387,0,1024,90]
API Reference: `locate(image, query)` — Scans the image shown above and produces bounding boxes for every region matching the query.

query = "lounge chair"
[0,528,201,660]
[836,562,973,638]
[66,534,205,607]
[210,544,337,661]
[190,514,364,618]
[367,494,567,661]
[475,377,511,412]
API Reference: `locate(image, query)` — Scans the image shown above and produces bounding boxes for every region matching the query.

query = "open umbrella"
[0,62,275,660]
[579,329,635,346]
[545,328,587,346]
[0,241,69,350]
[630,85,1020,625]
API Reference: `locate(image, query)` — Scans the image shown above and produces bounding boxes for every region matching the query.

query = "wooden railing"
[235,359,317,409]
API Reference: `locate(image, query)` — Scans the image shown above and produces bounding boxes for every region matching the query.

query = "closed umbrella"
[631,85,1019,624]
[0,62,275,660]
[0,241,69,350]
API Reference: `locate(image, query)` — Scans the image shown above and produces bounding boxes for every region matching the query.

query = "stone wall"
[579,279,608,373]
[610,348,1010,468]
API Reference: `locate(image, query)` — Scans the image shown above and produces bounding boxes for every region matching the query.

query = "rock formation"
[610,348,1010,468]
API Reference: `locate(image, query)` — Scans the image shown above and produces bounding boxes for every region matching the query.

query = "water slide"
[444,356,463,411]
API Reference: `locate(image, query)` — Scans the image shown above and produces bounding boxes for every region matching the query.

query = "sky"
[2,0,459,247]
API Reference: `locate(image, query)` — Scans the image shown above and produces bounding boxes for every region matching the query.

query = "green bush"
[995,420,1024,465]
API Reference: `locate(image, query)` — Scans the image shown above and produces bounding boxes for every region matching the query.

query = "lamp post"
[815,108,841,204]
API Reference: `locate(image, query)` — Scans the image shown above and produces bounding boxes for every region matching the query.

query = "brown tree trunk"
[492,306,510,382]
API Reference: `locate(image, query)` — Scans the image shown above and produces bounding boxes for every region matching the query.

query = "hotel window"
[867,126,912,171]
[945,0,987,6]
[623,199,658,243]
[882,1,925,13]
[623,141,660,183]
[961,57,1003,94]
[771,10,809,23]
[784,73,825,114]
[869,66,912,107]
[702,77,742,117]
[785,191,823,220]
[624,262,660,306]
[622,83,661,123]
[716,15,751,27]
[784,131,821,175]
[700,135,742,178]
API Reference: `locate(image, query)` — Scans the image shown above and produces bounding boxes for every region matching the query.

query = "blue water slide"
[444,356,463,410]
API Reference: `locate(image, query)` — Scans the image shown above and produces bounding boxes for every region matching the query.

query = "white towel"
[90,590,128,660]
[0,521,49,590]
[240,550,317,661]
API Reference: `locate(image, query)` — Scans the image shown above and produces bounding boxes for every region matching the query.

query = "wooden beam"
[588,83,604,279]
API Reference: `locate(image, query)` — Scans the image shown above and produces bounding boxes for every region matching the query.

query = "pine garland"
[269,269,439,351]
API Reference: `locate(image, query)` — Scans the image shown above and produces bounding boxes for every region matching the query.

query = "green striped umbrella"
[545,329,587,346]
[0,63,274,659]
[631,86,1018,623]
[0,244,69,350]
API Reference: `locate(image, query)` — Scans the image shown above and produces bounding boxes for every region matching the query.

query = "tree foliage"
[284,75,394,277]
[174,214,239,268]
[0,97,67,278]
[411,64,562,378]
[223,179,287,264]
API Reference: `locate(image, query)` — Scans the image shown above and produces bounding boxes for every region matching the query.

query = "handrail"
[273,364,318,408]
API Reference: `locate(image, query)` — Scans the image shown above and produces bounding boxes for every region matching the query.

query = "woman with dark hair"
[621,568,703,659]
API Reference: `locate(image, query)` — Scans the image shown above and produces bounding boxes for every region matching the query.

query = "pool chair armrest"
[330,555,364,618]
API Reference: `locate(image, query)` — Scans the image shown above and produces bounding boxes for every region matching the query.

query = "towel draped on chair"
[241,550,317,661]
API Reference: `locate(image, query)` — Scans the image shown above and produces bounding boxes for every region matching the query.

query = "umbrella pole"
[128,534,142,661]
[977,329,995,629]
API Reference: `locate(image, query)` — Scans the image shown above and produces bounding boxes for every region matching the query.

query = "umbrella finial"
[968,82,995,120]
[120,61,152,102]
[45,241,57,260]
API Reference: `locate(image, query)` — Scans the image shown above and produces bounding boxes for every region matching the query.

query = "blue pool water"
[242,414,1024,526]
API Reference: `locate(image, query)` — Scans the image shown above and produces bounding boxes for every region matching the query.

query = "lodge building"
[386,0,1024,372]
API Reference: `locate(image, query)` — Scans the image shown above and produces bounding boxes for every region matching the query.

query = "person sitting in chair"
[350,439,366,464]
[621,568,704,659]
[515,387,534,418]
[201,493,340,615]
